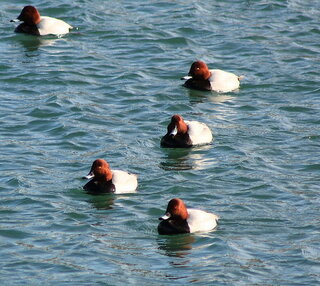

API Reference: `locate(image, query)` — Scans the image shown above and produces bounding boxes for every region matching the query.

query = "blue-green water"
[1,0,319,285]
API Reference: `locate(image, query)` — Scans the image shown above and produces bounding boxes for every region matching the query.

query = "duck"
[161,114,212,148]
[82,159,138,194]
[158,198,219,235]
[11,6,72,36]
[181,60,243,93]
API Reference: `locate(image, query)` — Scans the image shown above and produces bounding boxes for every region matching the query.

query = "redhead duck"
[83,159,138,194]
[158,198,219,235]
[161,114,212,148]
[182,61,243,93]
[11,6,72,36]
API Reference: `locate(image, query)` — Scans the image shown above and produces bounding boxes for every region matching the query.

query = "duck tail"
[238,75,245,81]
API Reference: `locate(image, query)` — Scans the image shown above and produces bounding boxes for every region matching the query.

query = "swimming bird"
[161,114,212,148]
[158,198,219,235]
[11,6,72,36]
[83,159,138,194]
[182,60,243,92]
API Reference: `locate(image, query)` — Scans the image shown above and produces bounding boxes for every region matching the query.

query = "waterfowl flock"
[11,5,244,235]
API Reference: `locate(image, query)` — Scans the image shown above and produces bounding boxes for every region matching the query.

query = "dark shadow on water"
[159,148,193,171]
[68,187,115,210]
[159,144,213,171]
[87,194,115,210]
[15,35,59,53]
[186,88,209,104]
[157,233,195,259]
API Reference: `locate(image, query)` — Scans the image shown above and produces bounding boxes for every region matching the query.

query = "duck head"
[187,61,211,80]
[11,6,41,25]
[167,114,188,137]
[83,159,113,182]
[159,198,189,221]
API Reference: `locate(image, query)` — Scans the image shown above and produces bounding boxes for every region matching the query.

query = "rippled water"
[0,0,319,285]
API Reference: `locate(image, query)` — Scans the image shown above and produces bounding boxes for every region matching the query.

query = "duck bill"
[10,19,20,23]
[169,127,178,136]
[181,75,192,80]
[82,172,95,180]
[159,212,171,221]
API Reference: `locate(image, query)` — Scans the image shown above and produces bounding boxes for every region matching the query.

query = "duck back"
[185,120,212,146]
[38,16,72,35]
[111,170,138,194]
[209,69,240,93]
[187,209,219,233]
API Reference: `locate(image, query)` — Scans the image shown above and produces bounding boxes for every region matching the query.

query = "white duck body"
[185,120,213,146]
[187,209,219,233]
[209,69,241,93]
[111,170,138,194]
[38,16,72,36]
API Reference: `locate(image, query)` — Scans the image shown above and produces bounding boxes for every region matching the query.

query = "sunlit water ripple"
[0,0,319,285]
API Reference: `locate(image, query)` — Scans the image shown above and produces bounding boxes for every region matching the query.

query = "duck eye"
[196,67,200,70]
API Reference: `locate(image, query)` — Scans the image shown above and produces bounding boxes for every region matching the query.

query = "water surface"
[0,0,319,285]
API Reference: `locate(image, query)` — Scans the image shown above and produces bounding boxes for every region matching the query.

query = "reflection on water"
[157,234,195,259]
[159,145,215,171]
[186,89,235,105]
[15,35,61,52]
[87,194,115,210]
[186,89,208,104]
[208,94,235,104]
[159,148,193,171]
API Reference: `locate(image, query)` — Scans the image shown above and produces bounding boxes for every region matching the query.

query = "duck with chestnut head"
[83,159,138,194]
[11,6,72,36]
[161,114,212,148]
[158,198,219,235]
[182,60,243,93]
